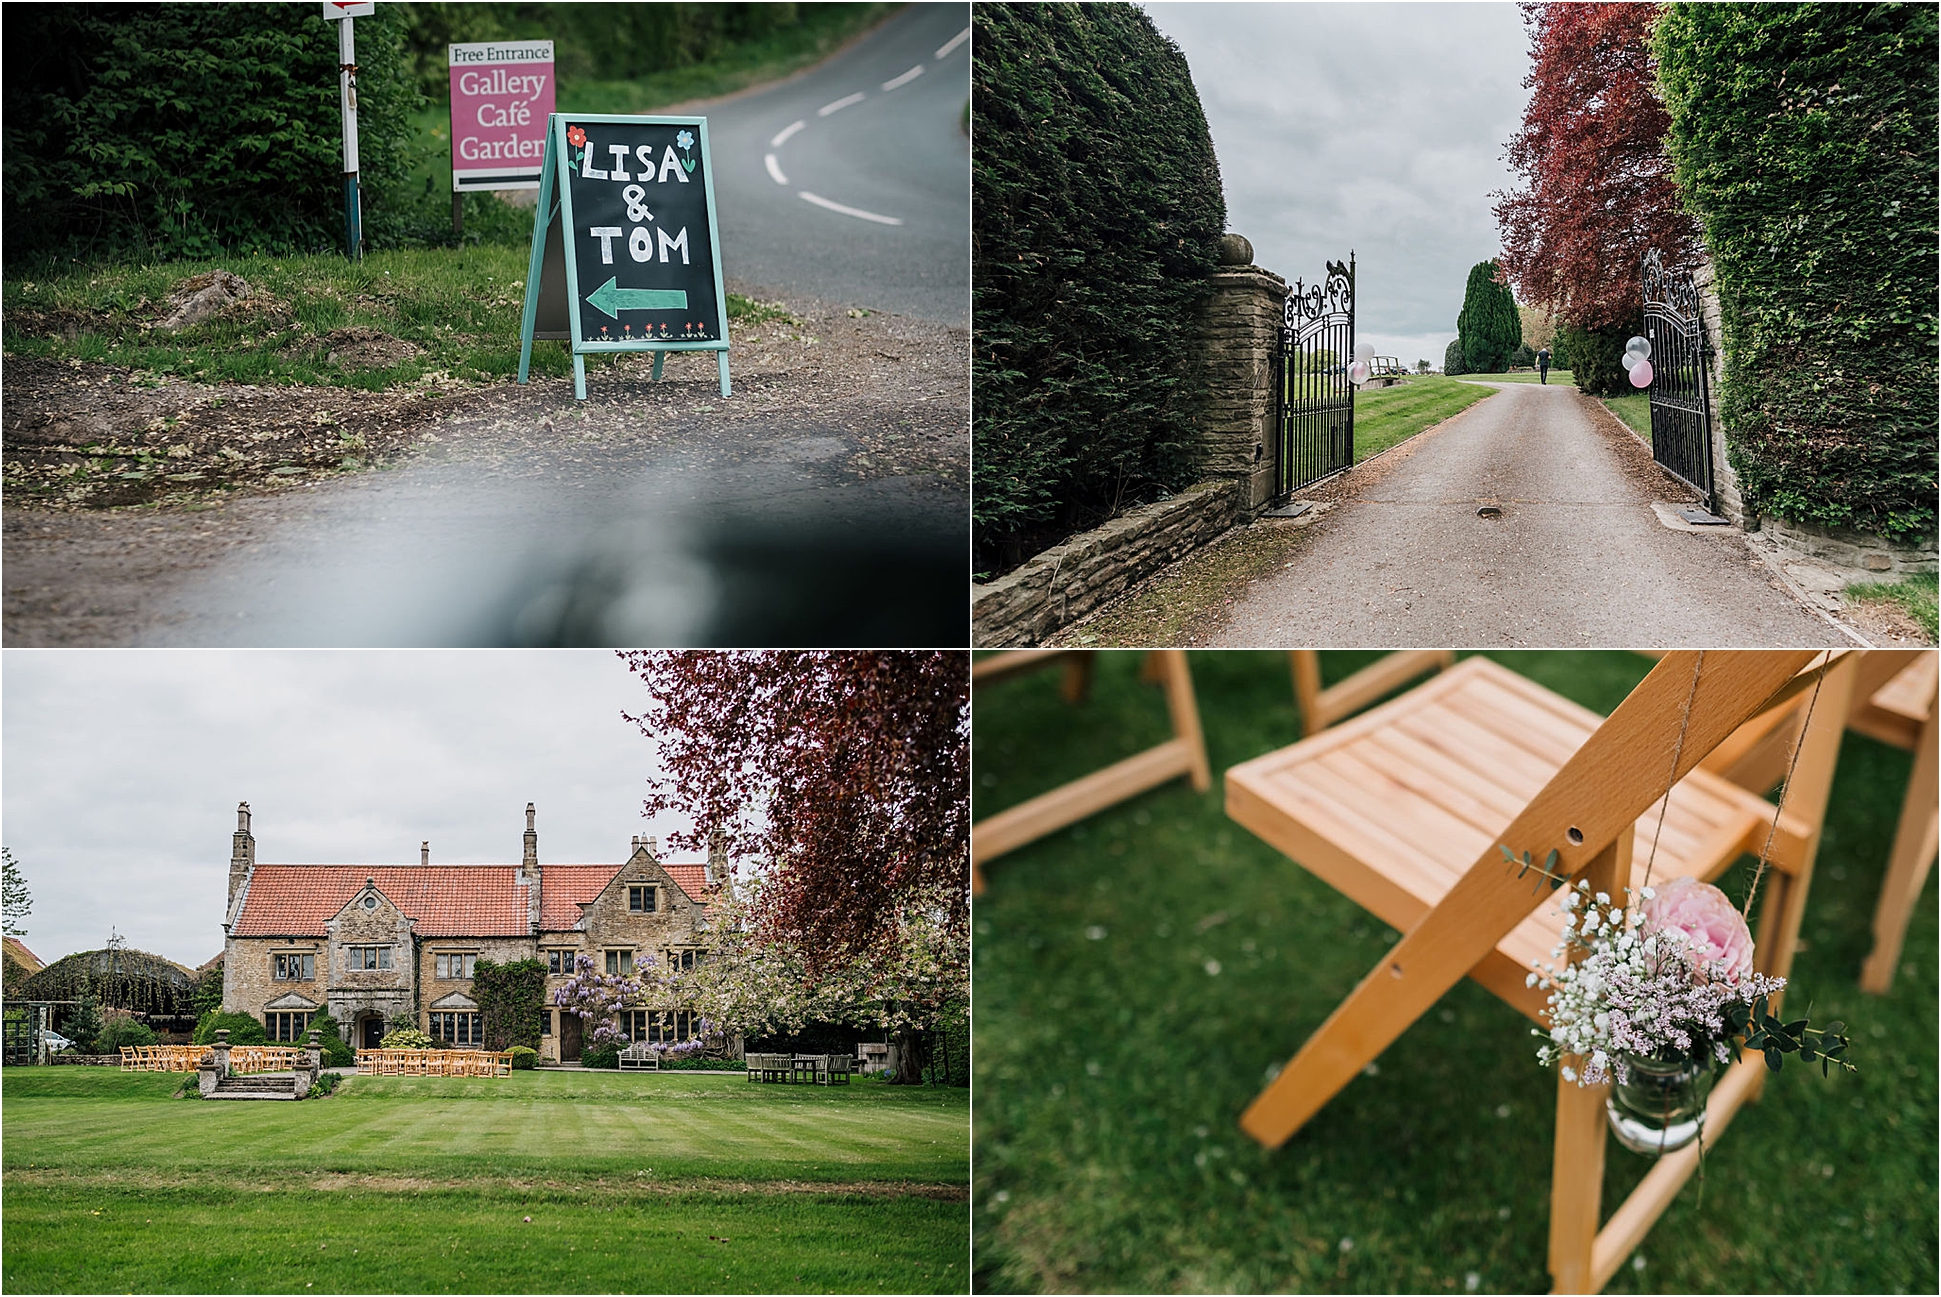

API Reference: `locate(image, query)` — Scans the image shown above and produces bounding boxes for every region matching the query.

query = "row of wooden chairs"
[229,1046,302,1074]
[119,1045,211,1072]
[354,1049,513,1077]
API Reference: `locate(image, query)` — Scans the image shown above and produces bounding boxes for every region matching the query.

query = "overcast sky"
[3,650,700,970]
[1144,2,1532,368]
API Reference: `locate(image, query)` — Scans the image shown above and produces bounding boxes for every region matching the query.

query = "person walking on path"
[1536,346,1552,384]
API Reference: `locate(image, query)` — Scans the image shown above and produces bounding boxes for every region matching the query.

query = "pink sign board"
[448,40,554,191]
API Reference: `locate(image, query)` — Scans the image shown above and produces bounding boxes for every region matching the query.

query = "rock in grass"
[159,270,251,332]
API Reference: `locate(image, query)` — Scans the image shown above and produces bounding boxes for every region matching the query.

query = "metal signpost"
[448,40,555,237]
[322,0,374,260]
[517,113,732,401]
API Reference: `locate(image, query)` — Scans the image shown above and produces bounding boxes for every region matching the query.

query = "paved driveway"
[1214,382,1845,647]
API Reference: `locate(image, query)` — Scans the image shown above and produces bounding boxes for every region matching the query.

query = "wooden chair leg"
[1061,654,1095,704]
[1547,833,1629,1294]
[1154,651,1211,792]
[1861,706,1939,994]
[1290,651,1324,737]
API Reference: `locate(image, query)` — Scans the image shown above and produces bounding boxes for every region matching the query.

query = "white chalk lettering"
[636,144,654,176]
[608,144,632,181]
[589,226,622,263]
[629,226,652,262]
[581,147,607,181]
[657,226,689,264]
[659,146,688,183]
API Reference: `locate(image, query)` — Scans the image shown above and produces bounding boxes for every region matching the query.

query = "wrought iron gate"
[1275,255,1356,497]
[1641,248,1715,512]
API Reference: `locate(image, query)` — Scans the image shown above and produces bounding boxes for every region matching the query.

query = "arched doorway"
[359,1013,385,1050]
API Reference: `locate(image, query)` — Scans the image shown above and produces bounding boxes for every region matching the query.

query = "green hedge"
[1558,318,1644,399]
[1442,338,1467,377]
[972,2,1227,573]
[1654,3,1938,543]
[192,1010,266,1046]
[2,4,421,264]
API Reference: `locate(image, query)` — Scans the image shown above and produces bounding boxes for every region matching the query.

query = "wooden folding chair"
[1289,650,1455,736]
[972,650,1210,894]
[1225,650,1857,1294]
[1847,651,1938,993]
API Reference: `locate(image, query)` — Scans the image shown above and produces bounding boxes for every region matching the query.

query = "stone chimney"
[227,802,255,913]
[707,828,729,887]
[421,841,430,866]
[644,835,657,856]
[524,803,538,871]
[523,803,542,931]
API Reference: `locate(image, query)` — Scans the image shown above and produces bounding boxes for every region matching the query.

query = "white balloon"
[1348,360,1371,385]
[1625,335,1651,360]
[1353,340,1376,364]
[1620,349,1644,372]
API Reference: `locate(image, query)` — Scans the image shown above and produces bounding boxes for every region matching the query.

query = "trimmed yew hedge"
[973,2,1227,573]
[1654,3,1938,543]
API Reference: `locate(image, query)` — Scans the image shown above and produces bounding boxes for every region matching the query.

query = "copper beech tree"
[620,651,969,970]
[1493,2,1699,332]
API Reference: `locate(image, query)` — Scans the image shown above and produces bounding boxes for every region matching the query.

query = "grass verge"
[2,255,802,391]
[1846,573,1939,642]
[972,651,1937,1294]
[1454,370,1574,385]
[1599,392,1653,439]
[1354,376,1497,461]
[3,1069,966,1294]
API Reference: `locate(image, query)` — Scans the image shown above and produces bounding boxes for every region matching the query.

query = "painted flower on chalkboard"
[676,130,694,152]
[567,125,587,148]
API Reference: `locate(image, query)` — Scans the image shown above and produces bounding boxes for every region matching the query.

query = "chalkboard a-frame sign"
[517,113,731,400]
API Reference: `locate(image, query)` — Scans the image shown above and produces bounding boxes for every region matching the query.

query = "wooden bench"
[619,1042,661,1070]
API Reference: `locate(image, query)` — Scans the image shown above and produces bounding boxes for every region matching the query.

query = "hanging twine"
[1638,651,1706,898]
[1740,649,1834,920]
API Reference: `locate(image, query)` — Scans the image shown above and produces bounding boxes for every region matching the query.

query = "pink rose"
[1641,877,1754,983]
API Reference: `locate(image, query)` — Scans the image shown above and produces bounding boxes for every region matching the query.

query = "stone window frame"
[428,1010,481,1047]
[346,945,393,972]
[433,950,479,981]
[623,1008,699,1045]
[665,947,704,973]
[265,1010,313,1042]
[544,948,577,975]
[627,884,659,913]
[272,951,316,981]
[603,947,635,975]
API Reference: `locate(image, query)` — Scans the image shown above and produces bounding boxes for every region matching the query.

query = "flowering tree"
[1493,3,1700,339]
[620,651,969,969]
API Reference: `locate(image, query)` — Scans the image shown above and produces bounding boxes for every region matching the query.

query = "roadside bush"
[2,4,421,264]
[507,1045,539,1070]
[973,2,1227,574]
[1510,342,1536,368]
[580,1043,620,1070]
[1558,318,1641,398]
[1654,2,1938,543]
[192,1010,266,1046]
[1443,339,1468,377]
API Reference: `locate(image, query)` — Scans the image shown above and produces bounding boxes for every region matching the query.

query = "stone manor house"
[221,802,723,1062]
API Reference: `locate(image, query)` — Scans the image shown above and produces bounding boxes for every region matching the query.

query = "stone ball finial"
[215,1029,230,1044]
[1216,233,1254,267]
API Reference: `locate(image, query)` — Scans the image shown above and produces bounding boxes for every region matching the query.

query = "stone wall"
[1197,236,1286,513]
[1762,515,1938,580]
[971,480,1243,646]
[1692,255,1749,527]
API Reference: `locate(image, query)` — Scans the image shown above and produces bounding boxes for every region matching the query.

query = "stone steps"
[208,1073,298,1100]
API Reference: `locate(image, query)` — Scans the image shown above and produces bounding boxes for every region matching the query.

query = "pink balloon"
[1629,358,1653,388]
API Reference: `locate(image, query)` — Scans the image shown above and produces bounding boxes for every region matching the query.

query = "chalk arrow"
[586,278,688,319]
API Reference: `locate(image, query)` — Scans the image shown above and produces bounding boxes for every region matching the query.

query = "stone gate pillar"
[1691,254,1747,528]
[1196,233,1287,514]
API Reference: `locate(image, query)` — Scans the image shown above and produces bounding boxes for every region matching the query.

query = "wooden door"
[361,1016,385,1050]
[561,1012,582,1061]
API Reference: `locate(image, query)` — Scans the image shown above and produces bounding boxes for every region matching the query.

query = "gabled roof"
[3,937,43,974]
[537,862,713,931]
[665,864,710,900]
[231,865,531,937]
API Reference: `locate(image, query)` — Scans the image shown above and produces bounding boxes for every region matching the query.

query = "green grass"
[1353,376,1498,461]
[972,652,1937,1294]
[1600,392,1654,439]
[1846,573,1939,642]
[1455,370,1574,384]
[1,255,801,391]
[3,1070,966,1293]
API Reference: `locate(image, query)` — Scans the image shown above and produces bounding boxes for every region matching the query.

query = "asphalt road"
[1214,382,1847,647]
[708,4,971,324]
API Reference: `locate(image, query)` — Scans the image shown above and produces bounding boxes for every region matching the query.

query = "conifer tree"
[1456,261,1521,374]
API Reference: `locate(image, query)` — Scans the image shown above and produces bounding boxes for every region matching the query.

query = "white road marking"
[768,120,806,148]
[764,154,788,185]
[798,191,903,226]
[936,27,970,59]
[882,65,924,91]
[817,92,866,117]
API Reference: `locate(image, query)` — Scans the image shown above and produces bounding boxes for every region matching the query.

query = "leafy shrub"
[474,958,546,1050]
[580,1043,620,1070]
[1558,318,1642,398]
[1457,261,1521,374]
[2,4,421,264]
[973,2,1227,573]
[1510,342,1536,368]
[1654,2,1938,543]
[308,1013,355,1067]
[507,1045,539,1071]
[193,1010,266,1046]
[95,1016,157,1053]
[309,1071,341,1097]
[380,1026,435,1050]
[1443,339,1467,377]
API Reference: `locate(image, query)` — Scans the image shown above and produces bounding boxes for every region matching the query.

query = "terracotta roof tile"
[3,937,43,974]
[232,865,530,937]
[538,865,621,931]
[664,864,711,899]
